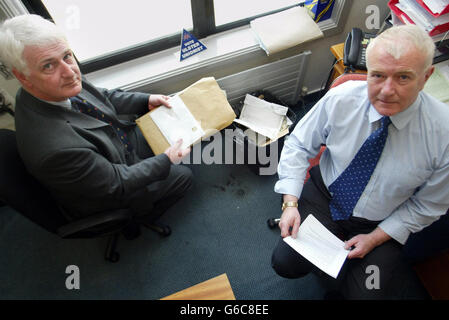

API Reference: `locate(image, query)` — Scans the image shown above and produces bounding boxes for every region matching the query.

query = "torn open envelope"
[149,95,205,150]
[136,77,236,155]
[234,94,293,145]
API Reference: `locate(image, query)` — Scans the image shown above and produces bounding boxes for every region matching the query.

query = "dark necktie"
[70,96,133,152]
[328,116,391,220]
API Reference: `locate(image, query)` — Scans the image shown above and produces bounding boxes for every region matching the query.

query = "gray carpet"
[0,148,327,300]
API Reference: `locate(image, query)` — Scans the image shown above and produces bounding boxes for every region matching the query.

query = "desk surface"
[330,43,367,79]
[161,273,236,300]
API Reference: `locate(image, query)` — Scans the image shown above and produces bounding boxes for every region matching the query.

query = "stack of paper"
[233,94,293,147]
[394,0,449,35]
[283,214,350,279]
[250,6,323,55]
[423,62,449,105]
[422,0,448,15]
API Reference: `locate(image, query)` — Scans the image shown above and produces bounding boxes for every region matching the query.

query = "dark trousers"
[126,126,193,222]
[271,166,429,299]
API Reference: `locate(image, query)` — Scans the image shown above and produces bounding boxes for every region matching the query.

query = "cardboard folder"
[136,77,236,155]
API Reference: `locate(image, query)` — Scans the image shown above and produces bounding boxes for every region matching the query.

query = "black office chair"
[0,128,168,262]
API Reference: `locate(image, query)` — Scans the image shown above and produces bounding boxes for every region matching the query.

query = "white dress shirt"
[275,81,449,244]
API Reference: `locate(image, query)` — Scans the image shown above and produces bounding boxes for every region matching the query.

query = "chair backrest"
[0,129,66,233]
[330,73,367,89]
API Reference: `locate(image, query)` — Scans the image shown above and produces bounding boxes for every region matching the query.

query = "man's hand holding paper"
[148,94,172,111]
[150,95,205,150]
[136,77,236,156]
[283,215,350,279]
[164,138,191,164]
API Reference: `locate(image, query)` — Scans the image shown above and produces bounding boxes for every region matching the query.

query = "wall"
[238,0,390,94]
[0,77,19,107]
[0,0,391,105]
[296,0,390,93]
[108,0,391,96]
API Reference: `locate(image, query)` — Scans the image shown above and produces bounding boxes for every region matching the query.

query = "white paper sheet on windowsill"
[149,95,205,149]
[250,6,324,55]
[283,214,350,279]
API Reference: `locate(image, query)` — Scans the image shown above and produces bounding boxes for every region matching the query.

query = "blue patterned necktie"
[328,116,391,221]
[70,96,133,152]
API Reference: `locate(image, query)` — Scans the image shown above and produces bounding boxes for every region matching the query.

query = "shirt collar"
[368,94,421,130]
[39,97,72,110]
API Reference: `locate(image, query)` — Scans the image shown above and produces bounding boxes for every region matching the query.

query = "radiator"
[217,51,311,106]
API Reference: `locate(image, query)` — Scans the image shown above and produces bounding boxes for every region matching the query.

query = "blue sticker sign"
[180,29,207,61]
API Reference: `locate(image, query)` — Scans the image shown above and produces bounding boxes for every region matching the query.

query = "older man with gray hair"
[272,24,449,299]
[0,14,192,229]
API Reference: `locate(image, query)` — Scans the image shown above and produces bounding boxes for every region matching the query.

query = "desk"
[330,43,366,82]
[161,273,236,300]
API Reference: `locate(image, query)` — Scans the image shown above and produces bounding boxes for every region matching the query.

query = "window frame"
[21,0,303,74]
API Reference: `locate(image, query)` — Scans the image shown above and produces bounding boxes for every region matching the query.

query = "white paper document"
[424,62,449,104]
[283,214,350,279]
[250,6,324,55]
[397,0,449,32]
[423,0,447,15]
[234,94,288,141]
[150,95,205,149]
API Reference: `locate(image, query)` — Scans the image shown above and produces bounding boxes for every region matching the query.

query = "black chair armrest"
[57,209,133,239]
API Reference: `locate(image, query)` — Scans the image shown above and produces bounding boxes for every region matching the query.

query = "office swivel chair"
[0,128,169,263]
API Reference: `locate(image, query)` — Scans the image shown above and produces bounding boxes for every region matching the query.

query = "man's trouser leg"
[271,166,427,299]
[126,126,193,221]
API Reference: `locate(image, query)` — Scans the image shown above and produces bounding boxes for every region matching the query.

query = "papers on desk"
[424,62,449,105]
[396,0,449,32]
[233,94,292,146]
[250,6,323,55]
[283,214,350,279]
[421,0,448,16]
[150,95,205,149]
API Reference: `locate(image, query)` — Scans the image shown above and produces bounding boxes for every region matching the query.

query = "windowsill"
[85,25,261,91]
[85,0,347,91]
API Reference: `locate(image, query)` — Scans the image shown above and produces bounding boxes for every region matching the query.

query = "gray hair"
[366,24,435,71]
[0,14,67,74]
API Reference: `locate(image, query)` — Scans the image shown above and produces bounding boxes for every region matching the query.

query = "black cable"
[0,93,14,117]
[318,58,343,100]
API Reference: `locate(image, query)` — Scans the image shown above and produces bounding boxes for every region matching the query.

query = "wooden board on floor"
[161,273,236,300]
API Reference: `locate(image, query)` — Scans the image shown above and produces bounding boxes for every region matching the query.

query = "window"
[213,0,300,27]
[41,0,193,63]
[22,0,304,73]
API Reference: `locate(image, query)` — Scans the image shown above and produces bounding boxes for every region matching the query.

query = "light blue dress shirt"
[275,81,449,244]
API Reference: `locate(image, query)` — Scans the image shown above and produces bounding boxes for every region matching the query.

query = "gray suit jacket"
[15,78,171,219]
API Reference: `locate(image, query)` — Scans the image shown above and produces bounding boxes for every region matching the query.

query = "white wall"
[107,0,390,96]
[205,0,390,95]
[0,0,390,103]
[288,0,390,94]
[0,77,19,108]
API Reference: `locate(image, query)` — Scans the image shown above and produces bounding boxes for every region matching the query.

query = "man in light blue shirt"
[272,25,449,299]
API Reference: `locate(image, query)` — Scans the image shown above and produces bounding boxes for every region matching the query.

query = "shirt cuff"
[274,178,304,199]
[378,215,411,245]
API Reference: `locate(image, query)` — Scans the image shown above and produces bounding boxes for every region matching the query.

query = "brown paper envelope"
[136,77,236,155]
